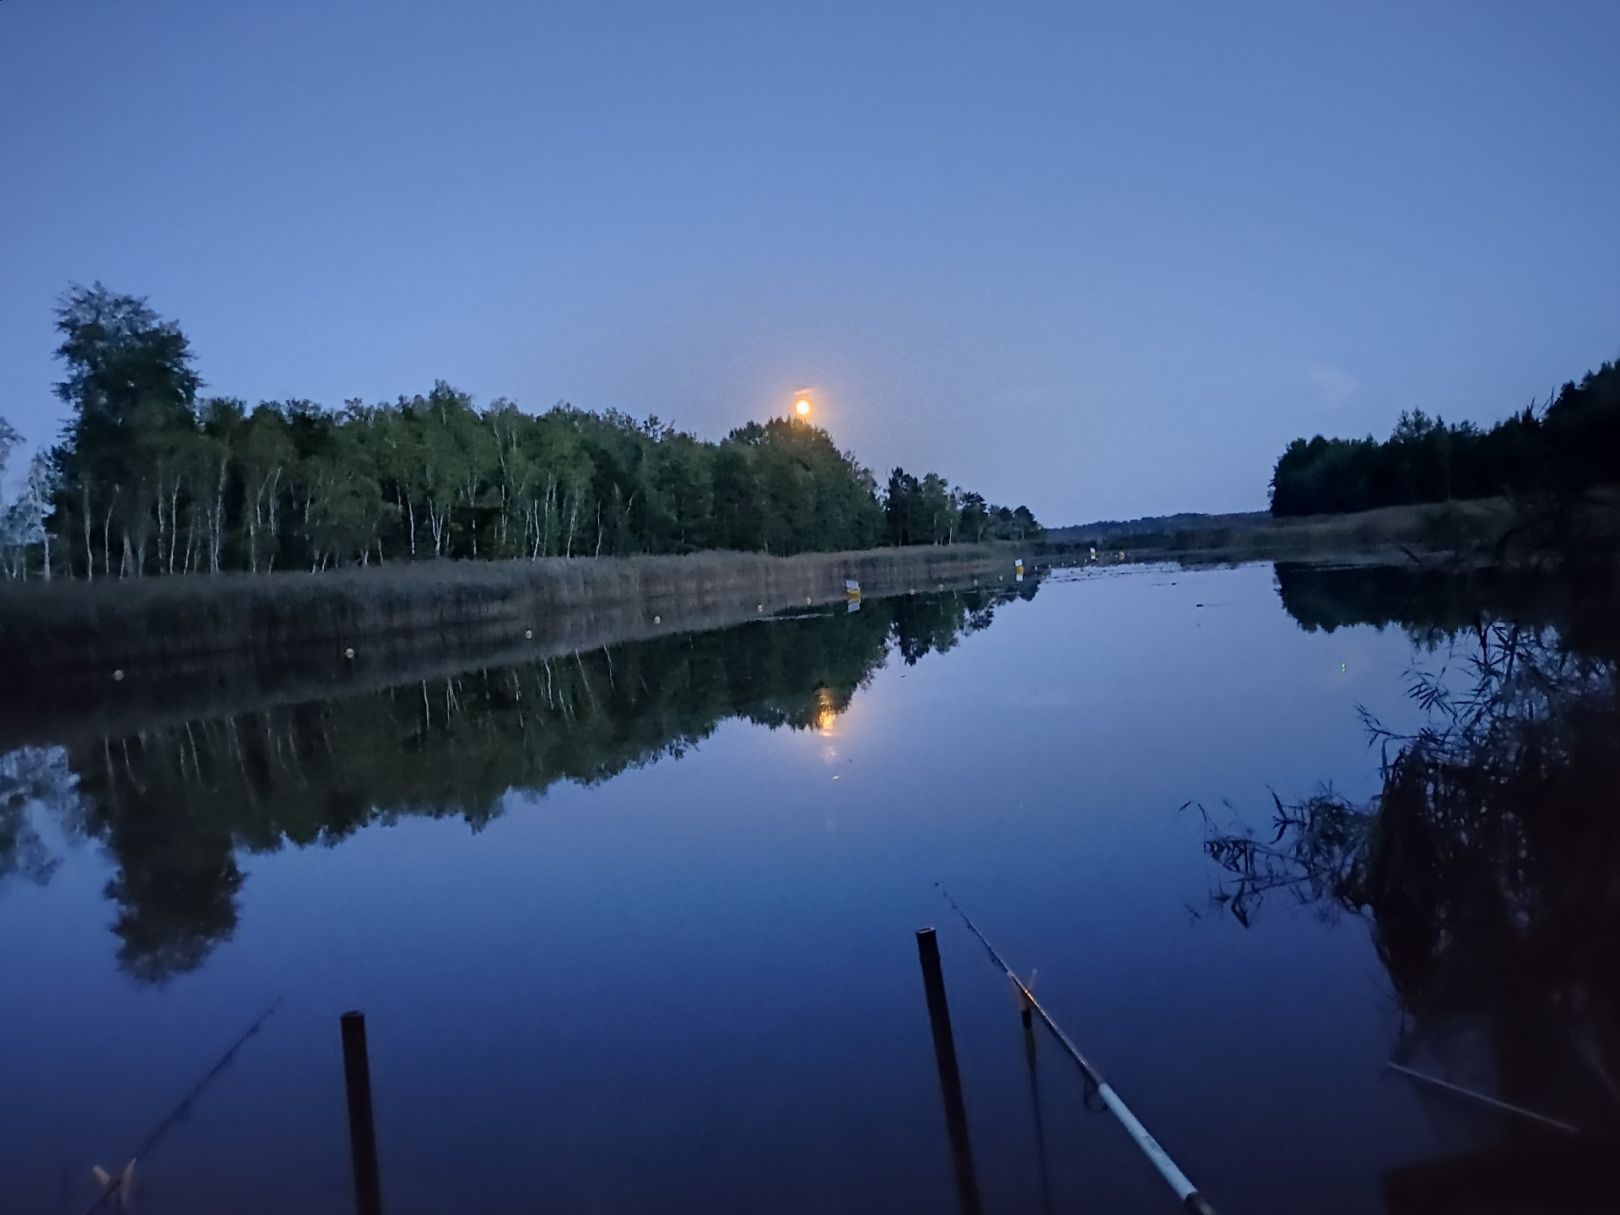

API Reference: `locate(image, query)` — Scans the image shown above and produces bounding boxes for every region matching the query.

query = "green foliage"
[38,287,1023,576]
[0,418,57,581]
[1269,358,1620,516]
[1544,361,1620,490]
[883,466,1040,546]
[0,415,19,480]
[52,283,200,425]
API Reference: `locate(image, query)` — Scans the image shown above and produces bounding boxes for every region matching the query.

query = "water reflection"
[0,581,1039,983]
[1273,559,1620,657]
[0,748,70,889]
[1206,562,1620,1210]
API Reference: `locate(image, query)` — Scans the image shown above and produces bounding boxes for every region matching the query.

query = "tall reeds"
[0,544,1024,673]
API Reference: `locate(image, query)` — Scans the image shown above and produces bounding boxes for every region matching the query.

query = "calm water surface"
[1,562,1611,1212]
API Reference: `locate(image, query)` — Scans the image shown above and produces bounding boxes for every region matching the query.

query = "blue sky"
[3,1,1617,520]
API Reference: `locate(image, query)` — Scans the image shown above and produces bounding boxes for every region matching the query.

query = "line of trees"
[0,419,53,580]
[1269,357,1620,516]
[0,284,1041,580]
[882,468,1039,546]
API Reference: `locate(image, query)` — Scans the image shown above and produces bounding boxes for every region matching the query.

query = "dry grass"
[0,544,1028,673]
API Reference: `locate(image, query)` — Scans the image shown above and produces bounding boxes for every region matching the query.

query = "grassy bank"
[0,543,1029,675]
[1047,495,1620,565]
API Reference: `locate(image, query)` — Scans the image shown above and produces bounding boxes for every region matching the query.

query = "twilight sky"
[3,1,1617,521]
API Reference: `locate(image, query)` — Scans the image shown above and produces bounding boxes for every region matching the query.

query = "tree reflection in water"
[0,748,73,890]
[0,582,1038,984]
[1206,562,1620,1212]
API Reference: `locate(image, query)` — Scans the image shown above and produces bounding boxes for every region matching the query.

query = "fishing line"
[84,996,282,1214]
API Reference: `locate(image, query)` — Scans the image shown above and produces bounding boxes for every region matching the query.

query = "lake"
[2,560,1614,1213]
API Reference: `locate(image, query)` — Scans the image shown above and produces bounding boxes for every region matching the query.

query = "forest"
[0,285,1041,580]
[1268,355,1620,516]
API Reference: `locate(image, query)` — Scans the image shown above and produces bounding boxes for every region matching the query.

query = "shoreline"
[0,561,1039,751]
[1046,494,1620,567]
[0,542,1031,686]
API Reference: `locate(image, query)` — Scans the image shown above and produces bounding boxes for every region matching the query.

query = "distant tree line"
[0,284,1041,580]
[1269,357,1620,516]
[882,468,1039,546]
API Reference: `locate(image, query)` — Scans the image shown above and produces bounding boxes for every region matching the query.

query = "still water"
[1,561,1613,1213]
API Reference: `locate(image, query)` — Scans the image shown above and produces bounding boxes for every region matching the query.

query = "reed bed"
[0,544,1024,674]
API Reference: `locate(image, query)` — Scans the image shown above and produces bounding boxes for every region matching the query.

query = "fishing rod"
[85,997,283,1214]
[1386,1060,1581,1136]
[938,887,1217,1215]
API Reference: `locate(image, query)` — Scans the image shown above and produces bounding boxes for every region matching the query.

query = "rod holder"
[340,1010,385,1215]
[916,927,983,1215]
